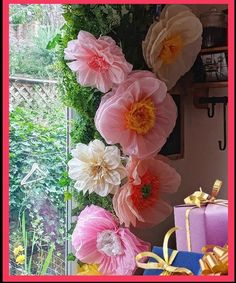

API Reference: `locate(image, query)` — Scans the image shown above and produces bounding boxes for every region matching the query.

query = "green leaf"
[46,33,62,50]
[71,206,81,216]
[67,252,76,261]
[67,222,76,235]
[64,191,72,201]
[40,243,55,275]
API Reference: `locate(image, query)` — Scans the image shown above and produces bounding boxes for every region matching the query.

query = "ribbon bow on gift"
[136,227,193,275]
[184,179,227,207]
[183,180,228,252]
[199,244,228,275]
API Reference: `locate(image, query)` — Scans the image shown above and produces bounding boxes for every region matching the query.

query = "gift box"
[174,180,228,253]
[142,246,203,275]
[136,227,203,276]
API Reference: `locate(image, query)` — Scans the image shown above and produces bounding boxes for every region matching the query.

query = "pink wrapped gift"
[174,180,228,253]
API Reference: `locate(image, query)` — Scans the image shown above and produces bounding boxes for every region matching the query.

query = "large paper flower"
[68,139,127,197]
[72,205,150,275]
[64,30,132,93]
[113,156,181,228]
[143,5,202,90]
[95,71,177,159]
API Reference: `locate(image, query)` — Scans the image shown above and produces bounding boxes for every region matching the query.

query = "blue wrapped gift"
[143,246,203,275]
[136,227,203,276]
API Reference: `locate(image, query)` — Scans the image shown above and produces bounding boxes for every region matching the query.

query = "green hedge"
[9,104,67,248]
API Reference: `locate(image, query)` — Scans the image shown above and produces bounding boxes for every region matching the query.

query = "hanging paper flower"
[112,156,181,228]
[64,30,133,93]
[143,4,202,90]
[95,71,177,159]
[72,205,150,275]
[77,264,102,275]
[68,139,127,197]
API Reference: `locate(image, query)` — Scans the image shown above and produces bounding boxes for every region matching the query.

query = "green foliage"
[71,190,114,216]
[47,33,62,50]
[64,191,72,201]
[14,212,55,275]
[10,25,58,78]
[9,4,43,25]
[67,252,76,261]
[69,117,97,145]
[40,244,55,275]
[9,104,66,248]
[108,5,155,70]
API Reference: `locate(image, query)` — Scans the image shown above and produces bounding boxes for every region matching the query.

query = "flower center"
[125,98,156,135]
[96,230,124,256]
[91,164,103,178]
[88,54,109,72]
[141,184,152,198]
[130,171,160,211]
[159,34,183,64]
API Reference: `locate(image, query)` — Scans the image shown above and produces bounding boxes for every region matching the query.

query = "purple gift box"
[174,203,228,253]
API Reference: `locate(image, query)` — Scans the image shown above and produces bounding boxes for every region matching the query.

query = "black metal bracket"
[199,96,228,151]
[207,102,216,118]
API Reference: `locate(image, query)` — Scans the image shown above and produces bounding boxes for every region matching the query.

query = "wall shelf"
[200,46,228,54]
[192,81,228,89]
[191,45,228,151]
[192,46,228,108]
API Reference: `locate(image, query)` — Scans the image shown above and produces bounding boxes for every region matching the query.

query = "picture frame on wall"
[160,87,184,160]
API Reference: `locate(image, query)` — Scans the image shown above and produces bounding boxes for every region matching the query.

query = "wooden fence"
[10,76,59,109]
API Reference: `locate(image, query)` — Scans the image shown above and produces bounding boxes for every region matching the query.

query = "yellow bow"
[199,244,228,275]
[184,180,224,207]
[136,227,193,275]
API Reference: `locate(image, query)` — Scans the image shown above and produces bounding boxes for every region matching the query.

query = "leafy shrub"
[9,104,67,249]
[9,4,43,25]
[10,25,58,79]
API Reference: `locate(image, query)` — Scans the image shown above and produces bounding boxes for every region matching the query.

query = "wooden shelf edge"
[200,46,228,54]
[192,81,228,89]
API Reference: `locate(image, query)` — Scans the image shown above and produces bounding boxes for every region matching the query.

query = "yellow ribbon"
[183,180,228,251]
[136,227,193,275]
[184,180,224,207]
[199,244,228,275]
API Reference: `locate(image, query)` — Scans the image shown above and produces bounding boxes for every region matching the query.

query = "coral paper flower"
[143,5,202,90]
[95,71,177,159]
[77,264,102,275]
[68,139,127,197]
[72,205,150,275]
[113,156,181,228]
[64,30,132,93]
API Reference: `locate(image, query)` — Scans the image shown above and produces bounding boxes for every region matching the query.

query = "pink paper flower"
[72,205,150,275]
[64,30,132,93]
[95,71,177,159]
[113,156,181,228]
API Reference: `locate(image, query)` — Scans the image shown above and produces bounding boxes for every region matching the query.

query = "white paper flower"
[68,140,127,197]
[143,5,203,90]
